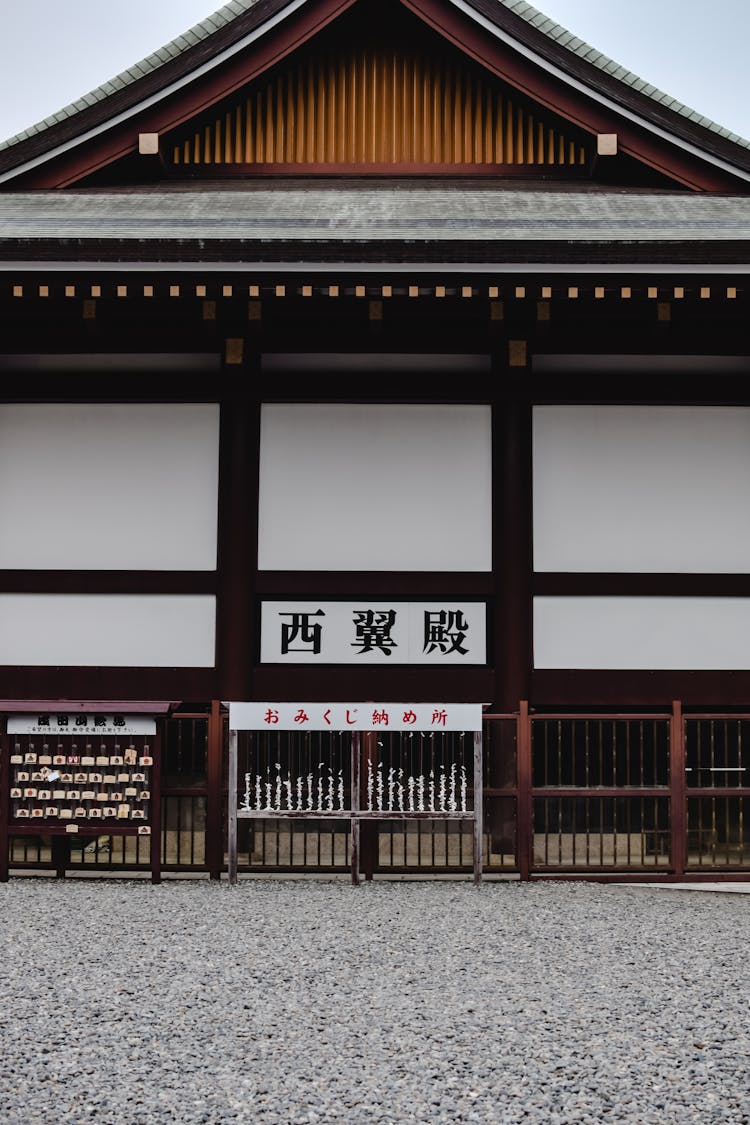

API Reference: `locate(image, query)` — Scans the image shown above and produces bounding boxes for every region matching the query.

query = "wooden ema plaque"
[1,725,161,882]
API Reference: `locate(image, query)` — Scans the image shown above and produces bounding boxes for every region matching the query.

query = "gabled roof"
[2,0,748,158]
[1,0,749,189]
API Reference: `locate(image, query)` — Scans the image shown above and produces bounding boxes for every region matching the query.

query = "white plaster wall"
[0,594,216,667]
[258,404,493,571]
[534,596,750,670]
[533,406,750,572]
[0,403,220,570]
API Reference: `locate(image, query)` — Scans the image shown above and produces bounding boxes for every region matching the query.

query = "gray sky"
[1,0,749,145]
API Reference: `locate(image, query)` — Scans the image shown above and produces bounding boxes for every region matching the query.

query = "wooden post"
[517,701,533,880]
[150,727,163,884]
[360,731,378,880]
[670,700,687,879]
[493,394,533,711]
[228,728,238,884]
[206,700,224,880]
[351,731,361,886]
[0,732,9,883]
[51,836,69,879]
[215,398,259,701]
[473,729,483,885]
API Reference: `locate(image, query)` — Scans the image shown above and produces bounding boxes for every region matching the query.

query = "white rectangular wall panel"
[0,595,216,667]
[0,403,220,570]
[534,406,750,573]
[258,404,492,571]
[534,596,750,670]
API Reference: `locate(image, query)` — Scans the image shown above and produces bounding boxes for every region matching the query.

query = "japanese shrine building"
[2,0,750,880]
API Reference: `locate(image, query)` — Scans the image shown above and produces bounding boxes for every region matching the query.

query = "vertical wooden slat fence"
[526,710,673,873]
[6,703,750,879]
[685,714,750,870]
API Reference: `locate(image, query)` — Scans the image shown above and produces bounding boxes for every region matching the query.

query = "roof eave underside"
[1,0,750,184]
[2,241,750,272]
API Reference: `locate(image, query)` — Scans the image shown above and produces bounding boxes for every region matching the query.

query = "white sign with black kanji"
[260,601,487,664]
[7,713,157,736]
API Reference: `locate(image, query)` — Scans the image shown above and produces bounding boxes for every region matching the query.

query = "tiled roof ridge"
[498,0,750,151]
[0,0,748,158]
[0,0,261,152]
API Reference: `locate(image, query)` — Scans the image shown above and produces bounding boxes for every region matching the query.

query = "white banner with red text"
[229,702,483,732]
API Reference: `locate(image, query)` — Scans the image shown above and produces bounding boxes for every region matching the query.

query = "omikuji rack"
[227,706,483,885]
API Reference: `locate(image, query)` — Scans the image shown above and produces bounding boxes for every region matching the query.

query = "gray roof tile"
[0,0,263,152]
[1,186,750,245]
[503,0,750,150]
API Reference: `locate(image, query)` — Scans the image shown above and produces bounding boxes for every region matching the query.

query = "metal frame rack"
[228,720,483,885]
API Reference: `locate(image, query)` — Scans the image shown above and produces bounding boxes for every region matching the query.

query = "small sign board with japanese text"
[7,714,157,736]
[260,601,487,664]
[229,702,483,732]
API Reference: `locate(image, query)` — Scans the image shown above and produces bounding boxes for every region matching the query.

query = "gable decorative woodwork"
[2,0,747,189]
[168,43,589,170]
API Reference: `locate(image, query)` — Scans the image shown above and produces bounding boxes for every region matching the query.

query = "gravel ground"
[0,878,748,1125]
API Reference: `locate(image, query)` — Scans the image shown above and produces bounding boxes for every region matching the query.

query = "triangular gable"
[1,0,749,191]
[166,13,590,172]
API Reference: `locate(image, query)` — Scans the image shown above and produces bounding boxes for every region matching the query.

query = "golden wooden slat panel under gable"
[170,45,589,168]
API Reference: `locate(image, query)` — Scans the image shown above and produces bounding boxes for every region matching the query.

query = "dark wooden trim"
[255,572,494,595]
[0,700,176,712]
[533,574,750,597]
[0,571,216,594]
[531,787,670,799]
[686,788,750,798]
[531,374,750,407]
[252,665,494,701]
[0,668,216,700]
[531,670,750,708]
[528,871,750,881]
[167,163,591,178]
[5,239,750,267]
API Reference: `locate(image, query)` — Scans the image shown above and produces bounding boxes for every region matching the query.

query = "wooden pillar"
[473,729,483,885]
[670,700,687,878]
[206,700,225,880]
[492,369,533,711]
[51,836,69,879]
[359,731,378,880]
[150,728,163,884]
[0,732,9,883]
[516,700,533,880]
[228,728,238,885]
[215,392,259,701]
[351,731,361,886]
